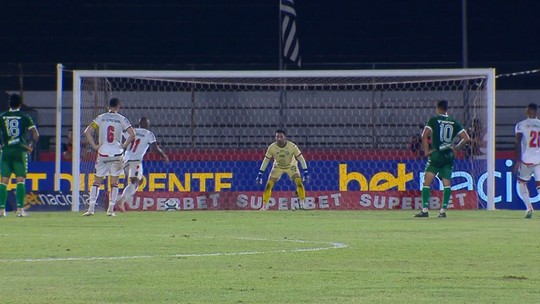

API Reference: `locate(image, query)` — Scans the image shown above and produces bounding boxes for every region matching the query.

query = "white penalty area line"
[0,238,348,263]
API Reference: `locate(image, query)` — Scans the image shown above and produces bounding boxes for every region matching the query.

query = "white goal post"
[71,69,496,211]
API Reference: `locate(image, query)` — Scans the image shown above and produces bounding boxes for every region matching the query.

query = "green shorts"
[425,150,454,180]
[0,148,28,178]
[425,163,453,180]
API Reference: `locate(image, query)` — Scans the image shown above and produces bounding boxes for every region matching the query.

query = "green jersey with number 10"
[425,114,464,162]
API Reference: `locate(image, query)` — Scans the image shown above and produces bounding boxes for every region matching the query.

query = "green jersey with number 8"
[0,109,37,177]
[0,109,36,152]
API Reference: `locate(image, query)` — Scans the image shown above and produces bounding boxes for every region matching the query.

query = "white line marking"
[0,238,348,263]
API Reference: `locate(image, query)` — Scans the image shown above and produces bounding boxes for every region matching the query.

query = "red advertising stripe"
[122,190,478,211]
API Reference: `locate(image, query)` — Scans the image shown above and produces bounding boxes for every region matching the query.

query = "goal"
[70,69,495,212]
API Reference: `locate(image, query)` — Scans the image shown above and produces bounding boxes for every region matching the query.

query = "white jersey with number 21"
[124,128,157,161]
[516,118,540,165]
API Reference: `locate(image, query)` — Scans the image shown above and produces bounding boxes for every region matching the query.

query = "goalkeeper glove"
[302,170,310,183]
[256,171,264,185]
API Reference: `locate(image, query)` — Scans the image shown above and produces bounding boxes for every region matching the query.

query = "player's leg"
[518,163,539,218]
[262,169,281,210]
[14,177,27,217]
[517,163,534,219]
[0,178,7,217]
[529,165,540,218]
[0,155,12,217]
[290,167,306,210]
[415,166,437,217]
[85,176,103,216]
[106,158,124,216]
[437,164,453,217]
[107,176,120,216]
[85,157,107,216]
[13,152,29,217]
[117,162,142,211]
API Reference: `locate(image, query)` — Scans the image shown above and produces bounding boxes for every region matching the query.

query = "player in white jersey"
[116,117,169,212]
[256,129,309,211]
[514,103,540,219]
[83,98,135,217]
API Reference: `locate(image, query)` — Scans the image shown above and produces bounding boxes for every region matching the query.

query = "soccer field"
[1,210,538,303]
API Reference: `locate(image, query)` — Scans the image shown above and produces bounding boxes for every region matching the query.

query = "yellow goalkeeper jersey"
[264,141,303,169]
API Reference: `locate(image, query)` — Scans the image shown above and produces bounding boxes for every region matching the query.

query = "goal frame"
[71,68,496,211]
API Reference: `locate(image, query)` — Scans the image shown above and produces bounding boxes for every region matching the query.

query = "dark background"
[1,0,539,90]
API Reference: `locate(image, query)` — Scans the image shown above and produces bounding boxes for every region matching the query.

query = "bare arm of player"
[514,132,523,174]
[123,126,136,150]
[422,127,432,156]
[25,126,40,153]
[454,129,471,151]
[152,142,169,162]
[84,123,99,150]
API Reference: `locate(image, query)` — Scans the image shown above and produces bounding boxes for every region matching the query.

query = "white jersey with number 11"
[124,128,157,161]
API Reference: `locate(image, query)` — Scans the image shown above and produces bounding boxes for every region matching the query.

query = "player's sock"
[442,186,451,209]
[262,180,275,205]
[118,183,138,204]
[294,177,305,199]
[421,186,430,212]
[88,184,100,213]
[519,182,533,211]
[294,177,306,209]
[108,185,119,212]
[0,183,7,209]
[16,182,25,208]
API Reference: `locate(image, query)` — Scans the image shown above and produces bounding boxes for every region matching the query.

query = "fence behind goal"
[70,70,495,211]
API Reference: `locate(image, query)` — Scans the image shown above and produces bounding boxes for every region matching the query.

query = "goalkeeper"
[256,129,309,210]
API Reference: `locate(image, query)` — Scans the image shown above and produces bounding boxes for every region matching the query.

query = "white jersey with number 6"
[124,128,157,161]
[515,118,540,165]
[91,112,132,156]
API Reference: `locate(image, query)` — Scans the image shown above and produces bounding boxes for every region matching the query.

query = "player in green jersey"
[0,94,39,217]
[415,100,470,218]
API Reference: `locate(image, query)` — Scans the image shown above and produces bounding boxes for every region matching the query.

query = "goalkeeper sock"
[88,184,100,213]
[294,177,306,200]
[16,182,25,209]
[421,186,430,212]
[262,179,275,205]
[294,177,306,208]
[0,183,7,209]
[442,186,451,210]
[519,182,533,210]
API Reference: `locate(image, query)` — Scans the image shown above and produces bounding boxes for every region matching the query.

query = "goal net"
[71,70,495,212]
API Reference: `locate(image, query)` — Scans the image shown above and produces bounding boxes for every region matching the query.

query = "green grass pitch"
[1,210,539,303]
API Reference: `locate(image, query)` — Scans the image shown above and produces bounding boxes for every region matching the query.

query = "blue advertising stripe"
[25,159,526,210]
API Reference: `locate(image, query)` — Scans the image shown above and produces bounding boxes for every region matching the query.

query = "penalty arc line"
[0,239,348,263]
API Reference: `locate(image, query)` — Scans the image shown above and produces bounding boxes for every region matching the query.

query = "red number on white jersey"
[529,130,540,148]
[129,138,141,152]
[107,126,115,143]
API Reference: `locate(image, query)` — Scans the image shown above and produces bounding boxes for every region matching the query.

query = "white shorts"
[124,160,143,179]
[269,165,301,180]
[518,162,540,182]
[95,155,124,177]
